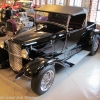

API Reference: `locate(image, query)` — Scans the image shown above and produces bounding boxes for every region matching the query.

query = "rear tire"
[31,65,55,95]
[0,23,6,36]
[89,35,100,56]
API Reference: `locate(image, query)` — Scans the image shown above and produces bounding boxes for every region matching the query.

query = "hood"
[13,28,52,45]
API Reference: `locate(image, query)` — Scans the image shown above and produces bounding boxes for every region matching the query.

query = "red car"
[0,0,38,22]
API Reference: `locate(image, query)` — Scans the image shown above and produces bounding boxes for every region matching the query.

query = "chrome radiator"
[8,41,22,72]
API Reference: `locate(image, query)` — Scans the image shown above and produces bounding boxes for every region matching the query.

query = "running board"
[66,50,90,65]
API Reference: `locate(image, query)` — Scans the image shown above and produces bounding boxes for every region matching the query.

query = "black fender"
[24,57,74,78]
[0,60,10,69]
[0,48,9,69]
[78,29,100,49]
[0,48,8,64]
[88,29,100,47]
[24,58,50,77]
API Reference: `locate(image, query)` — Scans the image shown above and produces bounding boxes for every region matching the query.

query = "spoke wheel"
[93,39,99,52]
[31,65,55,95]
[90,35,100,56]
[0,26,6,34]
[40,70,54,91]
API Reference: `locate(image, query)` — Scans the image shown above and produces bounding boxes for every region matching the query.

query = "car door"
[67,27,86,48]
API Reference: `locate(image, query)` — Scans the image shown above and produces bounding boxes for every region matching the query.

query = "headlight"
[21,49,28,59]
[0,41,4,48]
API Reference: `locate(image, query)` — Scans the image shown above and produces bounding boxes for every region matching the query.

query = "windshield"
[35,11,48,21]
[35,12,68,26]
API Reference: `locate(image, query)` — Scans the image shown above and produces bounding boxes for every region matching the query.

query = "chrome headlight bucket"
[21,49,28,59]
[0,41,4,48]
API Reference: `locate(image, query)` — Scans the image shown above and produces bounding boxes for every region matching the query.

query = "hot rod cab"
[0,5,100,95]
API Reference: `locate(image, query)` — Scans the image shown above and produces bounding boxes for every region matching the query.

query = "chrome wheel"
[93,39,99,52]
[31,65,55,95]
[40,70,54,91]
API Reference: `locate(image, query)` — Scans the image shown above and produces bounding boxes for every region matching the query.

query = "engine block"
[13,12,34,30]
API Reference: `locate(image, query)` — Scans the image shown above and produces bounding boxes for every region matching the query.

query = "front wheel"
[31,65,55,95]
[90,35,100,56]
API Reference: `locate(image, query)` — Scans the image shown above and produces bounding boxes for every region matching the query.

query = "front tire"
[31,65,55,95]
[90,35,100,56]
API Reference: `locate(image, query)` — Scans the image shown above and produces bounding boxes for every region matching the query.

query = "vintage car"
[0,0,37,22]
[0,5,47,36]
[0,5,100,95]
[0,9,34,37]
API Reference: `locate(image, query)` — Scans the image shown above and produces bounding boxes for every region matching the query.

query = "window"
[41,0,45,5]
[69,0,82,7]
[96,0,100,22]
[56,0,65,5]
[36,0,39,5]
[98,0,100,10]
[33,0,35,5]
[48,0,54,4]
[89,0,100,23]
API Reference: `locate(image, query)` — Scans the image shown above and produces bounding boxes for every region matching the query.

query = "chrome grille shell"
[8,41,22,72]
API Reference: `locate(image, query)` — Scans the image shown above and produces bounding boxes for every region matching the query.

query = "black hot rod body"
[0,5,100,95]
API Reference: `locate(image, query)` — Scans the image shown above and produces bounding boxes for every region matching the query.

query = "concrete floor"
[0,49,100,100]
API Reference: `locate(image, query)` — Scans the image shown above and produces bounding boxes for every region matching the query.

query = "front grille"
[8,41,22,72]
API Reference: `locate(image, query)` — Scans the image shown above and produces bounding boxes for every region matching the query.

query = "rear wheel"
[0,23,6,36]
[31,65,55,95]
[90,35,100,56]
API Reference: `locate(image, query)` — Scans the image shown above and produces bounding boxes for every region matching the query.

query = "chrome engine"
[13,12,34,30]
[6,11,34,36]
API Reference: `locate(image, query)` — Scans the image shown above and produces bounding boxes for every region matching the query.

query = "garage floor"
[0,49,100,100]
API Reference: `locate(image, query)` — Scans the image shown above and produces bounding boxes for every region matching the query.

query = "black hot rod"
[0,5,100,95]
